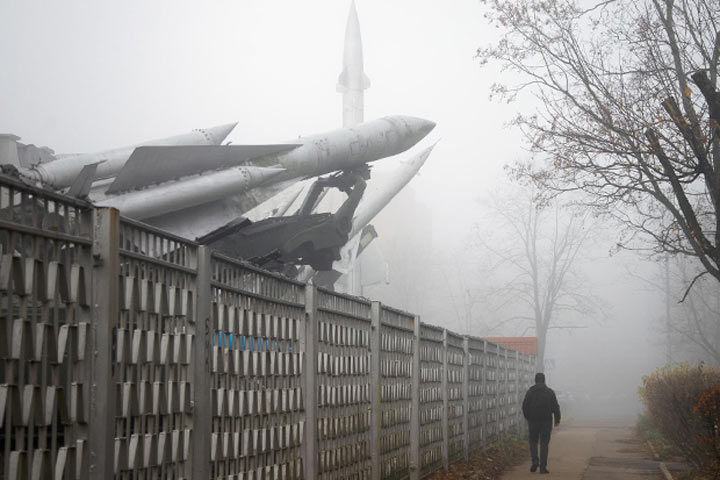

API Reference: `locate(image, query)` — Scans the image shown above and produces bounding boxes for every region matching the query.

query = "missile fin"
[356,224,378,256]
[336,70,349,92]
[67,162,102,199]
[106,144,300,194]
[336,70,371,91]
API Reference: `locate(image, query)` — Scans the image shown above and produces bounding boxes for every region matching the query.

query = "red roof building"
[483,337,538,355]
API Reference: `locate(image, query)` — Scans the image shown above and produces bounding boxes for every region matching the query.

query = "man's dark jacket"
[522,383,561,424]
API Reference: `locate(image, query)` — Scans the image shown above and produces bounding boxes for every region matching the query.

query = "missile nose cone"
[202,122,238,145]
[348,0,360,28]
[400,116,436,141]
[402,142,437,171]
[417,141,438,161]
[418,119,436,139]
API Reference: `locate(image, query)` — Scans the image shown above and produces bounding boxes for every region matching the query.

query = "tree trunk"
[536,328,547,373]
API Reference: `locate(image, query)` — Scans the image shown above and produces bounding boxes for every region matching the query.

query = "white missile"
[269,115,434,179]
[138,115,435,238]
[328,142,437,278]
[101,115,434,195]
[337,1,370,127]
[348,142,435,239]
[22,122,237,188]
[334,0,370,293]
[144,178,299,240]
[96,165,283,220]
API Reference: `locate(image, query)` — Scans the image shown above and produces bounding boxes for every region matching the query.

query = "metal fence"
[0,174,536,480]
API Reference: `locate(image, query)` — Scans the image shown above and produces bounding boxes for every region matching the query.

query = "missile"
[96,165,284,220]
[245,142,436,287]
[318,143,436,280]
[332,0,370,293]
[21,122,237,188]
[144,178,299,240]
[99,115,433,196]
[124,115,435,232]
[348,142,435,239]
[337,1,370,127]
[306,144,435,288]
[258,115,435,179]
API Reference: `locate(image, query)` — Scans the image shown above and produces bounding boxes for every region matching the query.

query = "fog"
[0,0,691,421]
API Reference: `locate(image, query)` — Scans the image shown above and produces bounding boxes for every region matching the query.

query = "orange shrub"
[694,385,720,476]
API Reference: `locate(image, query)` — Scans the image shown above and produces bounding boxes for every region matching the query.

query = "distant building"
[484,337,538,355]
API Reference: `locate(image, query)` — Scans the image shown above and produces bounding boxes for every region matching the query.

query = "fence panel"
[467,338,485,452]
[209,254,306,479]
[419,323,443,477]
[378,307,414,480]
[506,351,519,434]
[484,341,499,444]
[114,218,199,479]
[445,331,464,464]
[497,349,507,437]
[316,288,372,480]
[0,177,95,480]
[517,352,534,434]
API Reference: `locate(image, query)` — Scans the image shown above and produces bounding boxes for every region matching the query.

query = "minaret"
[337,0,371,127]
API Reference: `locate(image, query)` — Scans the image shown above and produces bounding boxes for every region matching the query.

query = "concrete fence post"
[409,316,421,480]
[505,349,510,436]
[370,302,381,480]
[441,330,449,470]
[515,351,522,437]
[303,285,319,480]
[481,340,487,449]
[88,207,119,478]
[192,246,213,479]
[462,337,470,461]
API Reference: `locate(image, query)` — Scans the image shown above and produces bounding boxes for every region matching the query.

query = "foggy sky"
[0,0,519,246]
[1,0,676,418]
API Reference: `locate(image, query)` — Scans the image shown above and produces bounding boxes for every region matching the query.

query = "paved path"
[500,419,665,479]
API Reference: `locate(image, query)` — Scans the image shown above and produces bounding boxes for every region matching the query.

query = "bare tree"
[623,254,720,364]
[473,191,605,370]
[673,280,720,364]
[479,0,720,287]
[667,257,720,363]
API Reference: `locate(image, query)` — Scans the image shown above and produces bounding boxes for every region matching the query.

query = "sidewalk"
[500,419,665,479]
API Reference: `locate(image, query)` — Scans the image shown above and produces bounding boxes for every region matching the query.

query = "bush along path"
[639,363,720,478]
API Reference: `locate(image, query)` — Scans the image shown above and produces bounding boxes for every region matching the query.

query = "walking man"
[522,372,561,474]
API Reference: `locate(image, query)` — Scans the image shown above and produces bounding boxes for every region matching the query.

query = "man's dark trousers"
[528,420,552,467]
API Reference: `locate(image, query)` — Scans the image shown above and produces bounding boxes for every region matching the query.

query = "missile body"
[337,1,370,127]
[321,143,436,283]
[145,179,297,241]
[23,123,237,188]
[348,143,435,239]
[333,1,370,293]
[141,115,435,238]
[270,115,434,179]
[96,166,283,220]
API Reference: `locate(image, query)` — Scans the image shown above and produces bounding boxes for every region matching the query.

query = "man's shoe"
[540,467,550,474]
[530,464,538,472]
